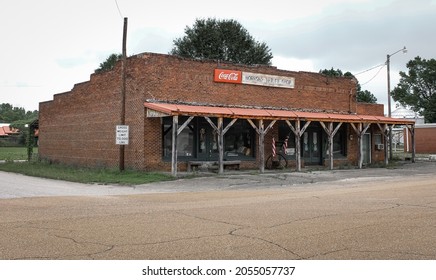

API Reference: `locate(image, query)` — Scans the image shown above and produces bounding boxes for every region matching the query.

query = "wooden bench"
[187,160,241,172]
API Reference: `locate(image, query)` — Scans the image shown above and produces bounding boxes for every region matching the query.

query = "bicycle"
[265,139,289,170]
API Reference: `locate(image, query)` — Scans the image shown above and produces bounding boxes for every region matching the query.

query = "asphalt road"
[0,162,435,259]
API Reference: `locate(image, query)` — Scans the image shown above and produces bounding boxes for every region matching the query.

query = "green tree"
[0,103,37,123]
[391,56,436,123]
[170,18,273,65]
[94,53,122,73]
[319,68,378,103]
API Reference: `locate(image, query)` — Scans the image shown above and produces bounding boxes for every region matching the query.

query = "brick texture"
[39,52,383,170]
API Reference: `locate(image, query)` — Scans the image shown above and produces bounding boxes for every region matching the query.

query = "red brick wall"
[130,53,356,113]
[39,53,360,170]
[39,70,123,168]
[404,125,436,153]
[356,103,385,116]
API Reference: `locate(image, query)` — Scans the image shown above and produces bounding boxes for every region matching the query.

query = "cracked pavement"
[0,162,435,259]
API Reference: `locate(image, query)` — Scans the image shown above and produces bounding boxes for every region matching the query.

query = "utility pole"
[387,53,393,160]
[386,46,407,160]
[119,17,128,171]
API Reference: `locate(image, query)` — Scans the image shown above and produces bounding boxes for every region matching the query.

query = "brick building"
[404,124,436,154]
[39,52,415,175]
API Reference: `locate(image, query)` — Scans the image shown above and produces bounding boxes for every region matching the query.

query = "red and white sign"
[214,69,294,89]
[214,69,242,84]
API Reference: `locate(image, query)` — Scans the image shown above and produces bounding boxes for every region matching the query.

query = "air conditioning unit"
[376,144,384,150]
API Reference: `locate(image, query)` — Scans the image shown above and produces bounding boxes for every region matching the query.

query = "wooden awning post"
[286,119,311,172]
[377,123,389,165]
[205,117,238,174]
[406,124,416,163]
[171,115,178,177]
[259,120,265,173]
[350,122,371,169]
[171,116,195,177]
[217,118,224,174]
[295,120,301,172]
[247,119,276,173]
[320,122,343,170]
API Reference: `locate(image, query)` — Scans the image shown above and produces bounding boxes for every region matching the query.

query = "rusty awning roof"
[144,102,415,125]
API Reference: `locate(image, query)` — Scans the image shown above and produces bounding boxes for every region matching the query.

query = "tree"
[391,56,436,123]
[0,103,37,123]
[170,18,273,65]
[319,68,378,103]
[94,53,122,73]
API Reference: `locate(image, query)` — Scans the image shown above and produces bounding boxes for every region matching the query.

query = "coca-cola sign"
[214,68,294,89]
[214,69,242,83]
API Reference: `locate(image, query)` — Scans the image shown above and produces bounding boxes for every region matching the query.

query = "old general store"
[39,53,415,175]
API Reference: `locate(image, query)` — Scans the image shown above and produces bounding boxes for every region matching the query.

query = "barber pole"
[283,135,289,155]
[272,137,276,158]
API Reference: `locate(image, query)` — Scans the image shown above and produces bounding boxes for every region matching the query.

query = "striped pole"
[272,137,276,158]
[283,135,289,155]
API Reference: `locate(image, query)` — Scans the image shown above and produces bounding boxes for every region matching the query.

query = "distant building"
[0,124,19,137]
[0,124,20,146]
[391,107,424,124]
[390,107,425,152]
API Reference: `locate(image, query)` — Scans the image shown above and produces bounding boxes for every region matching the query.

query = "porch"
[144,101,416,177]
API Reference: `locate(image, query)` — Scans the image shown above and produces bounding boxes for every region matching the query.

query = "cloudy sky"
[1,0,435,113]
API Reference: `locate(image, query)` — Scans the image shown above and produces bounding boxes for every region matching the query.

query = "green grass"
[0,147,35,161]
[0,161,173,185]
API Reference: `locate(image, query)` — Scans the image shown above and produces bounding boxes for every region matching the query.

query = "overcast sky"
[1,0,435,113]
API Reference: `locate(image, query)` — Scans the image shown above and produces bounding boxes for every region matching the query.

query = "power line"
[114,0,123,19]
[353,63,386,76]
[360,64,386,86]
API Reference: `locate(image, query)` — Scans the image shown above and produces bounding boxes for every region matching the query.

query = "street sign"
[116,125,129,145]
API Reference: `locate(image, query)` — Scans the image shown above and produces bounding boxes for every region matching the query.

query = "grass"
[0,160,174,185]
[0,147,35,161]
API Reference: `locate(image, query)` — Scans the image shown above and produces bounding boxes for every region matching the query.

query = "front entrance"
[197,123,219,160]
[362,133,371,165]
[303,129,322,165]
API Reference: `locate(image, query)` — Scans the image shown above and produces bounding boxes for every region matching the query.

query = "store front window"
[162,117,255,160]
[162,117,195,158]
[223,120,255,160]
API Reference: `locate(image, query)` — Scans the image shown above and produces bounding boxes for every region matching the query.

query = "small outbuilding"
[39,52,415,175]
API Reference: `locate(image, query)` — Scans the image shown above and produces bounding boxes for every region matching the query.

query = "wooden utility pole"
[119,17,128,171]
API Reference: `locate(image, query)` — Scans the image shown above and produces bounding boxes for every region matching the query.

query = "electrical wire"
[360,64,386,86]
[353,63,386,76]
[114,0,123,19]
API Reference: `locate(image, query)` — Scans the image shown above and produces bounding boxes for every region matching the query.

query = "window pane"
[224,120,254,158]
[162,119,194,157]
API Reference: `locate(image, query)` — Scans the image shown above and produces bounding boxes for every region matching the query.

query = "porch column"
[286,119,311,172]
[171,116,178,177]
[247,119,276,173]
[205,117,238,174]
[171,115,194,177]
[377,123,389,165]
[217,117,224,174]
[350,122,371,169]
[259,120,265,173]
[406,124,416,163]
[320,122,343,170]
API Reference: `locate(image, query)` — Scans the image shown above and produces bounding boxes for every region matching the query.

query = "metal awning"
[144,102,416,176]
[144,102,415,125]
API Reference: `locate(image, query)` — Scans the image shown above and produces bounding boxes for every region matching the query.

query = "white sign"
[116,125,129,145]
[242,72,295,88]
[146,109,169,118]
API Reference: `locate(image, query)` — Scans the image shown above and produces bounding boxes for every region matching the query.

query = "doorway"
[197,122,219,160]
[303,129,322,165]
[362,133,371,165]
